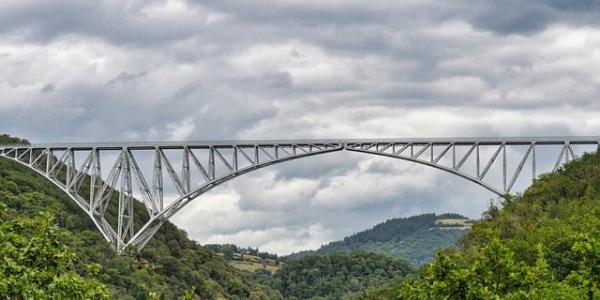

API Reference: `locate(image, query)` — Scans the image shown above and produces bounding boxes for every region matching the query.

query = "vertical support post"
[565,142,570,162]
[532,142,536,183]
[66,148,75,190]
[502,143,507,193]
[182,147,190,193]
[209,147,216,180]
[46,149,52,175]
[153,148,163,211]
[452,143,456,169]
[233,147,238,171]
[430,143,434,163]
[254,145,259,165]
[90,148,101,210]
[118,148,134,251]
[476,143,480,178]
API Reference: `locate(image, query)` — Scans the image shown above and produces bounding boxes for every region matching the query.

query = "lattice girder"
[0,137,597,253]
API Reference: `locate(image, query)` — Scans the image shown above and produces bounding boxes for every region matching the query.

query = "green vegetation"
[0,134,29,145]
[259,252,413,300]
[288,213,471,265]
[367,149,600,299]
[206,244,281,261]
[0,202,108,299]
[206,244,283,273]
[0,134,281,299]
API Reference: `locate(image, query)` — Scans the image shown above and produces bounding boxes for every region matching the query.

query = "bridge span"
[0,137,598,253]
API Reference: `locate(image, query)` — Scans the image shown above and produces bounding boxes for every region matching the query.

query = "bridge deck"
[1,136,599,150]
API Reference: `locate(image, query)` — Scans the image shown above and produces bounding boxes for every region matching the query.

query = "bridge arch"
[0,137,592,253]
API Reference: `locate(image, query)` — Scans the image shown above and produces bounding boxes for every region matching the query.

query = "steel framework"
[0,137,598,253]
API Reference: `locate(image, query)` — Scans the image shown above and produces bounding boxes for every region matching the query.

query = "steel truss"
[0,137,597,253]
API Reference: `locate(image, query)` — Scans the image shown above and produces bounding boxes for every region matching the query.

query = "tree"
[0,202,108,299]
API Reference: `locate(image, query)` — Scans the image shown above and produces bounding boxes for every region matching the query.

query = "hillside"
[205,244,283,273]
[0,135,281,299]
[288,213,471,265]
[203,242,414,300]
[258,252,413,300]
[367,149,600,298]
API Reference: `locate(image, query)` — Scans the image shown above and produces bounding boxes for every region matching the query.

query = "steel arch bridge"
[0,137,597,253]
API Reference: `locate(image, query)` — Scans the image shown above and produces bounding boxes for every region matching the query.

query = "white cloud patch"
[167,117,195,141]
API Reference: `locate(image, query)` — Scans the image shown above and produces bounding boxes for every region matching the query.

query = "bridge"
[0,137,598,253]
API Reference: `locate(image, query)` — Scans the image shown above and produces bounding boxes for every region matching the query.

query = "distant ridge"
[287,213,472,265]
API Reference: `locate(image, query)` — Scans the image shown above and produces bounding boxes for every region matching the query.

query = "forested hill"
[257,252,413,300]
[0,134,281,299]
[367,148,600,298]
[288,213,471,265]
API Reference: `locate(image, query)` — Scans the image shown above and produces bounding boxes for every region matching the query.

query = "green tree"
[366,150,600,299]
[262,252,412,299]
[0,202,108,299]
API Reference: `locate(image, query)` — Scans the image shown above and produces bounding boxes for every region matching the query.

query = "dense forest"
[367,148,600,298]
[257,252,413,300]
[288,213,470,265]
[0,134,281,299]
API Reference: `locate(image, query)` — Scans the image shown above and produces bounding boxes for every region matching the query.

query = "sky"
[2,0,600,255]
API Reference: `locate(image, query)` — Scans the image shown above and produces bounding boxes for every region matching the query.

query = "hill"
[203,242,414,299]
[367,148,600,298]
[257,251,413,300]
[0,134,281,299]
[288,213,471,265]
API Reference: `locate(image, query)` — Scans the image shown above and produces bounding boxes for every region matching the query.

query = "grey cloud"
[106,71,147,85]
[467,0,599,34]
[1,0,600,254]
[0,1,213,46]
[40,83,54,93]
[0,0,595,51]
[201,0,599,38]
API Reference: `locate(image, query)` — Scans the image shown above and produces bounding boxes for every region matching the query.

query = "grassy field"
[229,260,281,273]
[434,218,472,227]
[216,253,282,273]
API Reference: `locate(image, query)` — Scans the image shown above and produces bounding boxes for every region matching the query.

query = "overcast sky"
[2,0,600,254]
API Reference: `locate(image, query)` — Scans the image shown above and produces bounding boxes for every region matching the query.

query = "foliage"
[205,244,281,261]
[0,202,108,299]
[288,213,470,265]
[435,213,468,220]
[0,133,29,145]
[366,149,600,299]
[260,251,413,300]
[0,151,281,299]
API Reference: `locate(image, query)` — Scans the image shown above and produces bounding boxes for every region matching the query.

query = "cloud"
[40,83,54,93]
[1,0,599,254]
[106,71,147,85]
[167,117,195,141]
